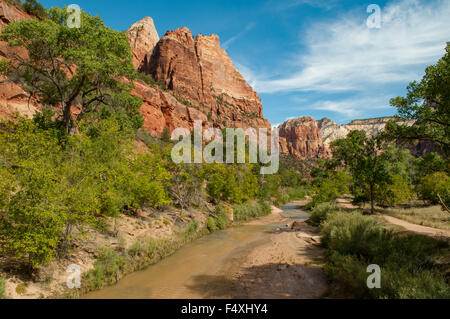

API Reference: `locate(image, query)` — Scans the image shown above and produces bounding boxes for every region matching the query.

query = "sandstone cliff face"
[127,17,159,70]
[132,81,208,136]
[0,0,29,29]
[140,27,271,132]
[318,117,416,146]
[0,0,39,120]
[281,116,422,159]
[279,117,330,159]
[0,9,271,137]
[317,118,348,146]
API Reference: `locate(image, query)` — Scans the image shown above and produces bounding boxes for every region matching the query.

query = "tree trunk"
[63,102,75,135]
[370,183,375,214]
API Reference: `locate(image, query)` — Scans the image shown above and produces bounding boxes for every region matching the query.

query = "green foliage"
[84,247,126,290]
[331,131,391,213]
[309,171,351,208]
[374,174,415,207]
[213,204,232,230]
[415,152,448,178]
[0,276,5,299]
[387,43,450,156]
[308,203,339,227]
[1,7,141,133]
[233,201,271,222]
[0,117,170,269]
[417,172,450,206]
[206,217,217,232]
[128,242,142,257]
[321,212,393,257]
[23,0,47,18]
[279,167,303,187]
[202,163,258,204]
[285,186,308,201]
[321,211,450,298]
[188,221,199,235]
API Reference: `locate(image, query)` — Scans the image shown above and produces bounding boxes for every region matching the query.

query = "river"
[83,202,311,299]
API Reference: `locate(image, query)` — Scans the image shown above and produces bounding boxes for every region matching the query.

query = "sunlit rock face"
[279,117,330,159]
[127,17,160,70]
[140,26,271,132]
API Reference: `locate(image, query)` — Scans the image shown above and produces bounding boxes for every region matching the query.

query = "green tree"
[331,131,391,214]
[0,117,171,269]
[386,43,450,155]
[310,170,351,207]
[417,172,450,207]
[414,152,448,179]
[22,0,47,18]
[374,175,414,207]
[0,7,142,134]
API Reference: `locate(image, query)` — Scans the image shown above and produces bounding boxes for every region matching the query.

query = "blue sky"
[40,0,449,125]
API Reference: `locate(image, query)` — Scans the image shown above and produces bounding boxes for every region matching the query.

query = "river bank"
[84,202,327,299]
[1,201,327,299]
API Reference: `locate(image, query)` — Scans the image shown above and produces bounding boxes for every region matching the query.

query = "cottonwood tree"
[0,7,142,134]
[385,43,450,156]
[331,130,390,214]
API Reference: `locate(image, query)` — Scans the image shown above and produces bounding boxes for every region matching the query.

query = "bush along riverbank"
[310,204,450,299]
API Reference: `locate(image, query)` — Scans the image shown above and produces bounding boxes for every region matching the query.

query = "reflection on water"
[83,203,309,299]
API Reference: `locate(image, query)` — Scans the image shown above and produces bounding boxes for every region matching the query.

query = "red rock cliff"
[279,117,330,159]
[0,0,40,119]
[138,26,271,132]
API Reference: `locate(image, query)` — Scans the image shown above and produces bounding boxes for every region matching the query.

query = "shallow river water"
[83,203,309,299]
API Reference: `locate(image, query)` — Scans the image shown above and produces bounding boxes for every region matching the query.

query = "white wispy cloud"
[223,22,256,50]
[301,96,390,118]
[255,0,450,94]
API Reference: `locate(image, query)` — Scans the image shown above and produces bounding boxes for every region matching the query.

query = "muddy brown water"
[83,203,309,299]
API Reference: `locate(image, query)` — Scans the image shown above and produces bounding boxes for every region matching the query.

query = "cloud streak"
[222,22,256,50]
[254,0,450,94]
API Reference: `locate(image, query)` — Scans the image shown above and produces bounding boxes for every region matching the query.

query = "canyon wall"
[0,0,40,120]
[280,116,420,159]
[278,117,330,159]
[0,9,271,136]
[140,26,271,132]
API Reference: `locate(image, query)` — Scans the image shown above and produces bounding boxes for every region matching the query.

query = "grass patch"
[15,283,28,295]
[381,205,450,230]
[307,202,339,227]
[233,201,272,222]
[0,276,5,299]
[320,209,450,299]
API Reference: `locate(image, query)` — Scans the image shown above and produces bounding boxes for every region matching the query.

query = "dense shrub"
[286,186,308,201]
[309,171,351,208]
[374,174,415,206]
[22,0,47,18]
[0,118,171,268]
[206,217,218,232]
[84,247,126,290]
[321,212,393,258]
[0,276,5,299]
[321,211,450,299]
[417,172,450,206]
[308,203,339,227]
[233,201,271,222]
